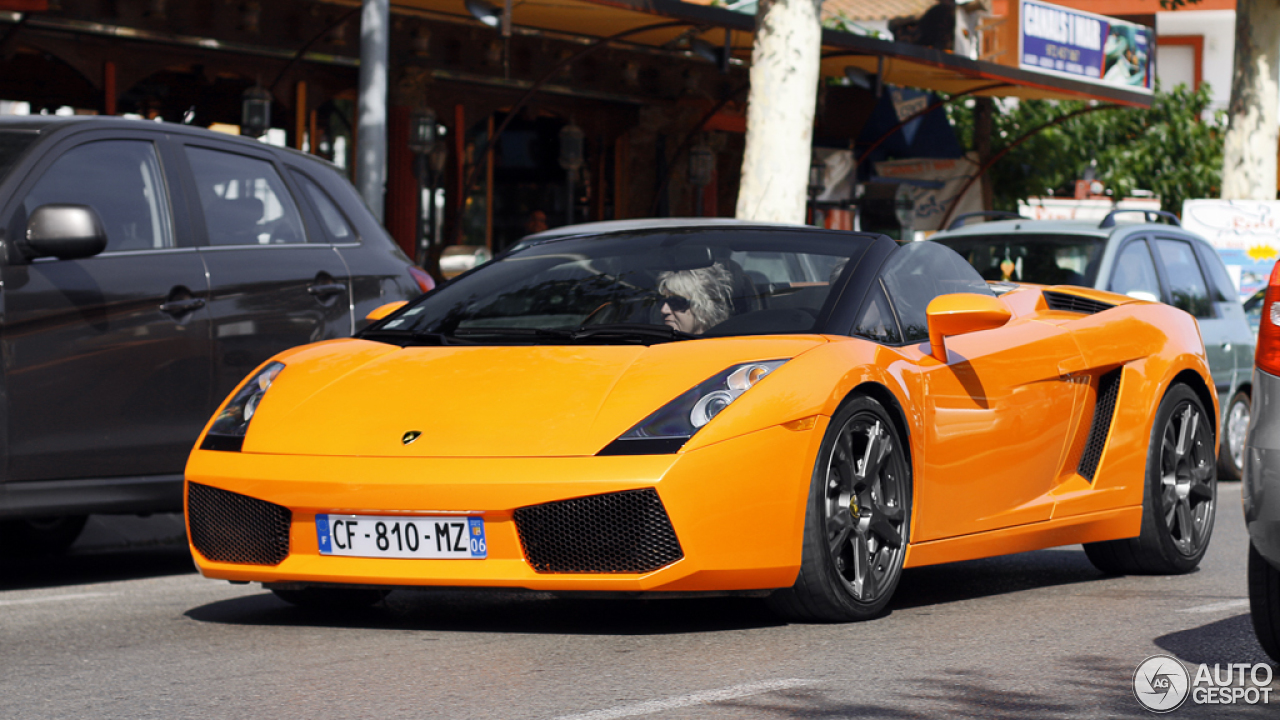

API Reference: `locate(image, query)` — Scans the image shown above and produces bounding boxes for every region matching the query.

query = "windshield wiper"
[452,327,575,339]
[568,323,695,343]
[359,328,472,346]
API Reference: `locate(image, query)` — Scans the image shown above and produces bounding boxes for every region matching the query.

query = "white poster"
[1182,199,1280,296]
[873,155,983,232]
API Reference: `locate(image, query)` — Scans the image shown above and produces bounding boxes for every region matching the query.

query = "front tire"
[1249,542,1280,663]
[1217,390,1250,482]
[1084,383,1216,575]
[768,395,911,622]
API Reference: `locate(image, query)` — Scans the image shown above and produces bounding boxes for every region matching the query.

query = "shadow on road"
[183,546,1112,635]
[0,513,194,592]
[186,587,785,635]
[1155,613,1274,667]
[704,654,1275,719]
[891,545,1109,610]
[0,545,195,592]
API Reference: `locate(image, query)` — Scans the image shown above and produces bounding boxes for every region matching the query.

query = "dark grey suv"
[0,117,430,554]
[933,210,1255,484]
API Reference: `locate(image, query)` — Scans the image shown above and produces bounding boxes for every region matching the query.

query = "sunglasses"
[662,294,691,312]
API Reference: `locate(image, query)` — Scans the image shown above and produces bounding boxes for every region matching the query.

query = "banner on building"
[872,155,982,233]
[1182,199,1280,295]
[1019,0,1154,93]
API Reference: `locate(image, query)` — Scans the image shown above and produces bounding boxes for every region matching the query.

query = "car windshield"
[364,228,870,345]
[0,131,37,181]
[934,233,1104,287]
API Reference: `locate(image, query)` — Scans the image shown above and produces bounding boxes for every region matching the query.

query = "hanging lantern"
[689,140,715,189]
[408,107,438,155]
[808,156,826,198]
[558,122,584,172]
[241,86,272,139]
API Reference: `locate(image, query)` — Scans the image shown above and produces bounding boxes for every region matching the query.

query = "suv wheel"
[1218,390,1250,482]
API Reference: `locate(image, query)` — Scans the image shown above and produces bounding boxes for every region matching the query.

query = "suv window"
[186,146,306,246]
[1154,238,1213,318]
[1108,240,1161,302]
[933,234,1102,286]
[23,140,174,252]
[291,169,356,243]
[879,241,992,343]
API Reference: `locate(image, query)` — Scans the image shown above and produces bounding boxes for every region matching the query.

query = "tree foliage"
[947,84,1225,215]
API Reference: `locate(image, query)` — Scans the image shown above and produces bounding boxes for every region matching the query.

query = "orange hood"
[240,336,827,457]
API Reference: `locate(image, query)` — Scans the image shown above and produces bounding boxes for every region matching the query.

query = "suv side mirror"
[25,204,108,261]
[926,293,1011,361]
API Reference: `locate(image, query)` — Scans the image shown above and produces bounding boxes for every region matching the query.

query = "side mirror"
[25,204,108,261]
[366,300,408,322]
[926,293,1012,362]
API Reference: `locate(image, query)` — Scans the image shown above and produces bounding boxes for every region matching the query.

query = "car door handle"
[160,298,206,316]
[307,282,347,298]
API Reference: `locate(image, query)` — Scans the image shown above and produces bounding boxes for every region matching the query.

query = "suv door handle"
[160,298,206,316]
[307,282,347,298]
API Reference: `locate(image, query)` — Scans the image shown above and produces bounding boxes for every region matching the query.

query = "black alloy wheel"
[1085,383,1216,574]
[769,395,911,622]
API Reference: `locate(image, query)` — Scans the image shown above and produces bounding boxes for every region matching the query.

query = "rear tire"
[0,515,88,558]
[1084,383,1216,575]
[271,587,387,610]
[1217,390,1249,482]
[768,395,911,622]
[1249,542,1280,663]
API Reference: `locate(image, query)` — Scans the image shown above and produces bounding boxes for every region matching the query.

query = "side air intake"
[1078,369,1122,481]
[513,488,683,574]
[187,482,291,565]
[1044,291,1114,315]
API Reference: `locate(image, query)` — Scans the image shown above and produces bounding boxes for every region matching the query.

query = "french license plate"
[316,514,486,559]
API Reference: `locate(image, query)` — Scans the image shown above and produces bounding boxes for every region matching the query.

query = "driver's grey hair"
[657,263,734,333]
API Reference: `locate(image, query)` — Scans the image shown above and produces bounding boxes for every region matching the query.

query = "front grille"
[187,482,291,565]
[1078,369,1122,481]
[1044,291,1114,315]
[513,488,683,574]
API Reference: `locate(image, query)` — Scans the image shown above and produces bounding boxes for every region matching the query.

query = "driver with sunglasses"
[656,263,735,335]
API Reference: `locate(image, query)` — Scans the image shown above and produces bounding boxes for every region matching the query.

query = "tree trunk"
[1221,0,1280,200]
[736,0,824,223]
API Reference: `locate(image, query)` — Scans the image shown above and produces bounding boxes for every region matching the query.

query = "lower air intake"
[187,482,291,565]
[514,488,683,574]
[1078,369,1122,481]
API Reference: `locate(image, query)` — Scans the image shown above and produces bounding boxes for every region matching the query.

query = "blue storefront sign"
[1019,0,1154,92]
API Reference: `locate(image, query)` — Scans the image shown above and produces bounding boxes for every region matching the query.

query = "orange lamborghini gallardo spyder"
[185,221,1219,622]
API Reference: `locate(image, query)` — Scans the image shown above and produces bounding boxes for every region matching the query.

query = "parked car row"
[0,117,429,553]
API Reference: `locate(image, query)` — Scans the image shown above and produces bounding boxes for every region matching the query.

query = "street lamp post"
[408,107,438,266]
[558,122,584,227]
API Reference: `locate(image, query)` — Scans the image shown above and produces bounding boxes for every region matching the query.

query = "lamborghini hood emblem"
[402,430,422,445]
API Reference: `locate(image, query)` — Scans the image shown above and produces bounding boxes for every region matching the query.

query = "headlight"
[598,360,787,456]
[199,362,284,452]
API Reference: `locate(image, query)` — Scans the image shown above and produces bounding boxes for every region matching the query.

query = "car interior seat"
[207,196,265,245]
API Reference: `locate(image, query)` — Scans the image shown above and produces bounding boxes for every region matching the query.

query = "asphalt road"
[2,483,1275,720]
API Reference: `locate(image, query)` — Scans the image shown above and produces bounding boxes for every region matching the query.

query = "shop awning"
[379,0,1153,108]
